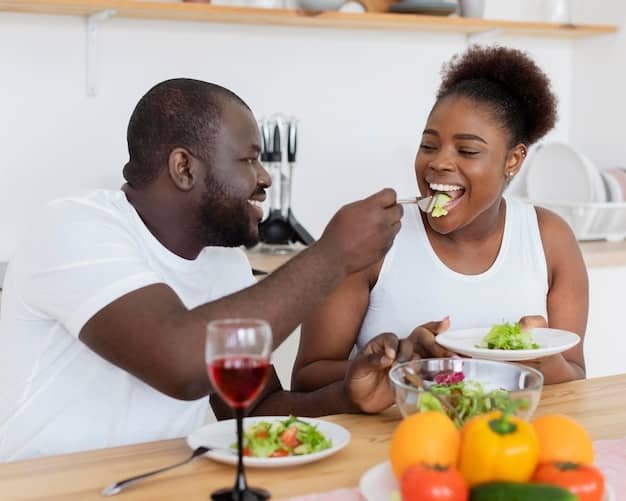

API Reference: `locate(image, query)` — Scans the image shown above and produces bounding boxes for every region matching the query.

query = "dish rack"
[522,199,626,242]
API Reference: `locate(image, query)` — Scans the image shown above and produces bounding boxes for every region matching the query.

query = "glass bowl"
[389,358,544,427]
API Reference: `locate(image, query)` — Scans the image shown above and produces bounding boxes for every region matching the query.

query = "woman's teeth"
[429,183,463,192]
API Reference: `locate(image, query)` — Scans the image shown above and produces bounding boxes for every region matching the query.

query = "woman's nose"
[428,150,456,171]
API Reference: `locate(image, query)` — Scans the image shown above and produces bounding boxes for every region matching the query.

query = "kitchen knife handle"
[288,120,297,163]
[271,123,282,162]
[260,119,270,162]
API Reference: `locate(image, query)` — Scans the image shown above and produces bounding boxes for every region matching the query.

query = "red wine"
[208,355,271,409]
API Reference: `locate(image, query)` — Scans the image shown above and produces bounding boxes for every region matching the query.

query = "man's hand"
[408,316,453,358]
[318,189,403,275]
[344,332,415,414]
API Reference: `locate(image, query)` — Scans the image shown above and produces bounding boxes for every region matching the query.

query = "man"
[0,79,409,461]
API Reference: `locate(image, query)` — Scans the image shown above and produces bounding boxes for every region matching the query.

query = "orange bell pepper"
[458,408,539,487]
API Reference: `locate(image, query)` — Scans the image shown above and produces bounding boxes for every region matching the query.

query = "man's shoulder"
[20,190,138,256]
[45,190,128,223]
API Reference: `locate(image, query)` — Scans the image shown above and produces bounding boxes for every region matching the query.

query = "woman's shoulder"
[507,197,574,237]
[533,205,581,266]
[534,205,576,237]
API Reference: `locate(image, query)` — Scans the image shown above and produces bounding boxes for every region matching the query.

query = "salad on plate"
[240,415,332,458]
[477,321,540,350]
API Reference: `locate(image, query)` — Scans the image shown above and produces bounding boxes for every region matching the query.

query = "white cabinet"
[586,266,626,378]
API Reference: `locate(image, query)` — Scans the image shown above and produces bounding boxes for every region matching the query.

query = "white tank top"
[356,197,548,349]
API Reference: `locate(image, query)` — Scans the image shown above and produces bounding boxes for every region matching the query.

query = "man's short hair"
[123,78,249,189]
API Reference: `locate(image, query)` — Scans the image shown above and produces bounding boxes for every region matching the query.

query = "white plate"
[186,416,350,468]
[526,141,606,204]
[601,169,623,202]
[435,327,580,361]
[359,461,615,501]
[360,461,398,501]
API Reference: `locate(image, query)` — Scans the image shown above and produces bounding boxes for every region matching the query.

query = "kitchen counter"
[246,240,626,275]
[246,247,303,277]
[579,240,626,268]
[0,241,622,289]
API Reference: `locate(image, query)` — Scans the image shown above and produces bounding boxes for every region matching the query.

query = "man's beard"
[196,179,259,248]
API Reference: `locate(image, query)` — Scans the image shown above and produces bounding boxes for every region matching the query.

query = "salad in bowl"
[389,358,543,427]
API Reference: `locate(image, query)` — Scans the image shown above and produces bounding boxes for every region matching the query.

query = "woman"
[292,45,588,412]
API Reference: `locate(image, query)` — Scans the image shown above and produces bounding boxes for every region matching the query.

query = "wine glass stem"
[234,407,248,497]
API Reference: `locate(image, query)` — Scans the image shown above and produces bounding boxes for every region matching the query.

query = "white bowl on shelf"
[525,141,606,204]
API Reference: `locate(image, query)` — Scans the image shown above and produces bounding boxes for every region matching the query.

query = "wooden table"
[2,374,626,500]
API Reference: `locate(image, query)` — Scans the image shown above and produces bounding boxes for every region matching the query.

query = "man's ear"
[167,148,198,191]
[504,144,527,180]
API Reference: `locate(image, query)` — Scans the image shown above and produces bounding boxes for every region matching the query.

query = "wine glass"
[205,318,272,501]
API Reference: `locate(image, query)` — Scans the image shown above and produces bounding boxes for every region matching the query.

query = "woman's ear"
[504,144,527,180]
[167,148,198,191]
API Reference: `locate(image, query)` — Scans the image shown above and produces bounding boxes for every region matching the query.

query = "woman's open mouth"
[428,183,465,214]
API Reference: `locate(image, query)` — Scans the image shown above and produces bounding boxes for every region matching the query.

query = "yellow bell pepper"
[458,408,539,487]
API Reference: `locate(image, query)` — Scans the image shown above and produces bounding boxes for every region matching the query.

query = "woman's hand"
[408,316,453,358]
[518,315,584,383]
[344,332,416,413]
[522,353,580,384]
[518,315,547,330]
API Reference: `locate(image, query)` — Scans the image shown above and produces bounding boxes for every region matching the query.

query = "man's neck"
[122,184,204,260]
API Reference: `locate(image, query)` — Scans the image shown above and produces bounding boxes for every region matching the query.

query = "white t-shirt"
[0,190,255,461]
[357,197,548,349]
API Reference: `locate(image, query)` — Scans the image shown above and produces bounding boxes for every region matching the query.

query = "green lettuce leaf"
[431,193,452,218]
[479,321,540,350]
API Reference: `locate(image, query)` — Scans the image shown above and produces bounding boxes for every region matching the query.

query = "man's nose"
[257,162,272,188]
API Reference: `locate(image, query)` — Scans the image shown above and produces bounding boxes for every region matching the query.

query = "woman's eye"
[459,149,479,156]
[420,144,437,151]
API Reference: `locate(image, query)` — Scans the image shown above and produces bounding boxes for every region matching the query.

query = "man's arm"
[210,369,359,419]
[211,332,415,419]
[80,189,403,401]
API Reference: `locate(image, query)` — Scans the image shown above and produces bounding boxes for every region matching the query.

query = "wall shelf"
[0,0,619,38]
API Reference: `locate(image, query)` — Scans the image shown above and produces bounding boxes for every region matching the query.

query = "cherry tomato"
[532,462,605,501]
[401,464,468,501]
[243,447,252,456]
[254,430,269,439]
[280,426,300,449]
[270,449,289,457]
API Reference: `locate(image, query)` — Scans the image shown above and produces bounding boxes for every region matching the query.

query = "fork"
[397,195,436,213]
[101,446,210,496]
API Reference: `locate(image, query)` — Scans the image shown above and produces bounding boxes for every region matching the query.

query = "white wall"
[569,1,626,169]
[0,2,575,261]
[586,267,626,379]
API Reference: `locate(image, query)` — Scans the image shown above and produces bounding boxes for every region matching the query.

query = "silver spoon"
[101,446,210,496]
